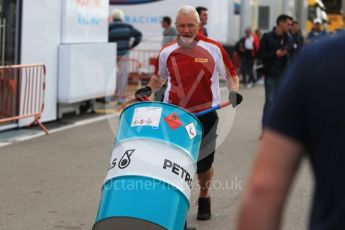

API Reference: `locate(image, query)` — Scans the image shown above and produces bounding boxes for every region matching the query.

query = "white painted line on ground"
[0,142,12,148]
[0,132,46,148]
[0,113,118,148]
[49,114,118,134]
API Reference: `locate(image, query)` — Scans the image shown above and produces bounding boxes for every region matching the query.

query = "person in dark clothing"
[290,20,304,57]
[238,33,345,230]
[237,27,258,88]
[109,9,142,104]
[259,14,293,127]
[161,16,177,47]
[109,9,142,56]
[306,18,328,44]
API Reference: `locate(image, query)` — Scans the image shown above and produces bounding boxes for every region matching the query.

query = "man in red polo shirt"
[135,5,242,225]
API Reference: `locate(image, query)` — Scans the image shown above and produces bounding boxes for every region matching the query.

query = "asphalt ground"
[0,85,313,230]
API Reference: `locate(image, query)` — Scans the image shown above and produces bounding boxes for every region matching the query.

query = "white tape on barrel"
[105,139,196,200]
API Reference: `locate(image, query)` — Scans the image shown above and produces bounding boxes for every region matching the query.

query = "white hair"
[111,9,124,21]
[176,5,200,24]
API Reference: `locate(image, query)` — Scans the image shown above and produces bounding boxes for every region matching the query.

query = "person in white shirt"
[236,27,257,88]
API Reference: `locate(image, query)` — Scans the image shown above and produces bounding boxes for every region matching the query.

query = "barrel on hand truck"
[93,101,203,230]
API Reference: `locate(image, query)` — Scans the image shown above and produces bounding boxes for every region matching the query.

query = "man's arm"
[217,43,241,106]
[218,44,240,91]
[227,73,239,91]
[134,74,166,101]
[148,74,165,93]
[237,129,304,230]
[130,27,142,49]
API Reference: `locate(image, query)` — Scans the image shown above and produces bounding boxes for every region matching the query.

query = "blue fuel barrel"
[93,101,203,230]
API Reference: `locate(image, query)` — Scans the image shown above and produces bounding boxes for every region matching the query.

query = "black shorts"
[196,111,219,174]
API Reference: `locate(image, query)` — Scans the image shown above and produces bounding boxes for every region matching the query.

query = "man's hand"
[135,86,152,101]
[276,48,288,58]
[228,91,243,108]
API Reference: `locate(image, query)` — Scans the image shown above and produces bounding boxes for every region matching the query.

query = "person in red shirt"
[135,5,242,227]
[253,29,260,52]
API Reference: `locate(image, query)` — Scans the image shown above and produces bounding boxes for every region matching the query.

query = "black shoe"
[186,228,197,230]
[197,197,211,220]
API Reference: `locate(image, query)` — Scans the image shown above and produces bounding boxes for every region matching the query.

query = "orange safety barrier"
[0,64,48,134]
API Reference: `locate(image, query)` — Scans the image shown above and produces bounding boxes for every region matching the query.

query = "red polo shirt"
[155,35,237,113]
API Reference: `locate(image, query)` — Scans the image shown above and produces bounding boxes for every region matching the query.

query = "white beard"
[180,36,194,45]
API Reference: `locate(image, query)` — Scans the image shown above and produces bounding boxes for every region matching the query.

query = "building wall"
[19,0,113,126]
[20,0,61,124]
[257,0,304,32]
[258,0,283,31]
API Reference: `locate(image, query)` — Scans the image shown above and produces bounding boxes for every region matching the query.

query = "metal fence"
[123,49,159,98]
[0,64,48,134]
